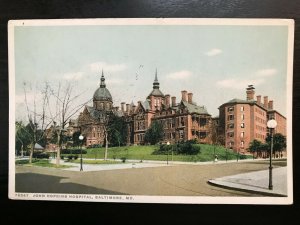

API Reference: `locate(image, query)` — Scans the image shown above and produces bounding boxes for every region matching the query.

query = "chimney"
[246,85,255,100]
[256,95,261,105]
[171,96,176,107]
[188,93,193,104]
[132,104,136,113]
[121,102,125,112]
[268,100,273,110]
[181,90,188,102]
[126,103,130,112]
[165,94,170,107]
[263,96,268,108]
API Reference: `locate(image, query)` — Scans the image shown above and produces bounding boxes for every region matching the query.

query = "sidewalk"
[50,159,170,171]
[208,166,287,197]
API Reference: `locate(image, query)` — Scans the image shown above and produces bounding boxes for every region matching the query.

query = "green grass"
[70,144,252,162]
[15,159,72,168]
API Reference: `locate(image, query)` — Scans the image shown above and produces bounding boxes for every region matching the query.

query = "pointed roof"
[34,143,44,150]
[148,69,164,97]
[100,69,106,88]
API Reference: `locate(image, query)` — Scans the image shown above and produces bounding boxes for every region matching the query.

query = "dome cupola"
[93,70,112,102]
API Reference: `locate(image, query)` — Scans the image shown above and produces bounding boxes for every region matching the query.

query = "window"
[227,132,234,138]
[241,132,244,138]
[228,141,234,149]
[241,123,245,128]
[241,114,245,120]
[227,123,234,129]
[180,117,185,126]
[227,107,234,112]
[200,132,206,139]
[228,115,234,121]
[179,130,184,139]
[241,106,244,112]
[241,141,244,147]
[200,118,207,127]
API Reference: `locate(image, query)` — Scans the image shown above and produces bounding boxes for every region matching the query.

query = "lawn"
[15,159,72,168]
[70,144,251,162]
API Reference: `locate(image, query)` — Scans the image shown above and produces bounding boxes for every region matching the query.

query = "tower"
[93,70,113,111]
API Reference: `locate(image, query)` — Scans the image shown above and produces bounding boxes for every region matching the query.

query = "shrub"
[33,152,50,159]
[61,149,87,154]
[121,157,126,163]
[152,141,201,155]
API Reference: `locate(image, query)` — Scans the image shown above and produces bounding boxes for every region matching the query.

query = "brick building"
[73,70,212,146]
[218,85,286,153]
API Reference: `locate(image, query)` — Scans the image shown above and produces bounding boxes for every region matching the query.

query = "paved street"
[15,159,287,196]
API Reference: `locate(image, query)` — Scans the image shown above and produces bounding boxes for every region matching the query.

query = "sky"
[14,23,289,122]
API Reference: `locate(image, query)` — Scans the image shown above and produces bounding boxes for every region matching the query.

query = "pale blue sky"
[14,24,288,121]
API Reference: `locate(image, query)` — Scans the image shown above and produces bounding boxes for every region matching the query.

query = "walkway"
[208,166,287,196]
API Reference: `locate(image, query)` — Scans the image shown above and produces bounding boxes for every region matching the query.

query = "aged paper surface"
[9,18,294,204]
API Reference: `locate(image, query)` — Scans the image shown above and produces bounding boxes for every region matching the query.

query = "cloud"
[106,78,123,85]
[256,68,277,77]
[217,78,265,90]
[90,62,127,73]
[166,70,192,80]
[63,72,84,81]
[205,48,222,56]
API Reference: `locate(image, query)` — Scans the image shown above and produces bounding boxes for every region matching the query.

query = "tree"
[46,82,90,166]
[266,133,286,157]
[99,111,111,160]
[249,139,262,158]
[107,114,128,147]
[144,120,164,145]
[15,121,31,157]
[22,82,52,163]
[72,131,81,147]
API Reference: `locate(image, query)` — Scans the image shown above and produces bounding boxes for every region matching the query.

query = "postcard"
[8,18,294,204]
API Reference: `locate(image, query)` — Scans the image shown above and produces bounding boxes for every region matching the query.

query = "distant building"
[73,70,212,146]
[218,85,286,153]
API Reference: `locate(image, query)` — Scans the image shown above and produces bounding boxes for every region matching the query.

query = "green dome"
[93,87,112,101]
[93,71,112,102]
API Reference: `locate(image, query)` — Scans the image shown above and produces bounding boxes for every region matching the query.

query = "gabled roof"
[85,105,108,120]
[181,101,209,115]
[142,100,151,111]
[34,143,44,150]
[148,89,164,97]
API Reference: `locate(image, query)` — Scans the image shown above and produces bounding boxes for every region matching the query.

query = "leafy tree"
[15,121,31,156]
[144,120,164,145]
[266,133,286,157]
[249,139,262,158]
[107,114,128,147]
[72,131,82,147]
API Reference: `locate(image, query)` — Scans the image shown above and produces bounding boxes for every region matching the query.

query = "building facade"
[218,85,286,153]
[73,70,212,146]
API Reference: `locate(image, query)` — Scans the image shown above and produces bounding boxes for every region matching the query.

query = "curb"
[207,180,287,197]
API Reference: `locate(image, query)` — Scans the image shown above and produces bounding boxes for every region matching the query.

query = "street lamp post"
[267,119,277,190]
[79,135,84,171]
[166,141,170,165]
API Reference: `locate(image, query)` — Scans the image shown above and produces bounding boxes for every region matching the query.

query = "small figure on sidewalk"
[214,155,218,162]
